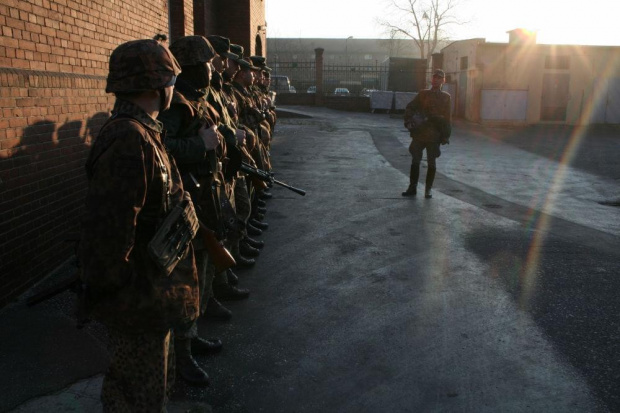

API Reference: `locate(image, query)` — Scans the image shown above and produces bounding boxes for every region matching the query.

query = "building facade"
[438,29,620,125]
[0,0,266,307]
[267,38,424,68]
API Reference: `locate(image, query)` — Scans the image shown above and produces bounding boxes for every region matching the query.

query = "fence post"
[315,48,324,106]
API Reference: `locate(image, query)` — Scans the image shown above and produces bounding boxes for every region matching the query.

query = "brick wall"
[218,0,266,57]
[0,0,176,307]
[169,0,194,41]
[249,0,266,56]
[0,0,260,308]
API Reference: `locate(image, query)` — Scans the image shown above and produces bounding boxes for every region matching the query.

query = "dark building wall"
[217,0,266,57]
[0,0,260,307]
[169,0,195,41]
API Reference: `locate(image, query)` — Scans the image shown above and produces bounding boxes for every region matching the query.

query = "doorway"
[541,73,570,121]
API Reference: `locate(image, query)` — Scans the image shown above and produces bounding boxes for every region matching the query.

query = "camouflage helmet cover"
[105,39,181,93]
[229,44,244,60]
[169,35,216,67]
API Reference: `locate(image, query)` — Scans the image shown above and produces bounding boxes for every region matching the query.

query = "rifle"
[200,222,237,272]
[240,162,306,196]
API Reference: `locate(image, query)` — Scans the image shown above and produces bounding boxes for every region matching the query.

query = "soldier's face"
[431,74,445,88]
[225,60,239,79]
[212,55,227,73]
[205,60,214,84]
[245,69,255,86]
[162,85,174,111]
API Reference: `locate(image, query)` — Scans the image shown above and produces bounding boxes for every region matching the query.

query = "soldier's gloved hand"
[199,124,220,151]
[235,128,246,145]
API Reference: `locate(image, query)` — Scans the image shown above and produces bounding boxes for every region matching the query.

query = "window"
[460,56,468,70]
[364,54,373,60]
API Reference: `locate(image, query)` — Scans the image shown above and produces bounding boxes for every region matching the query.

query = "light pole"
[345,36,353,66]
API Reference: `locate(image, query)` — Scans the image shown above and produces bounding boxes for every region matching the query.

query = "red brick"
[0,35,19,48]
[11,58,29,69]
[8,117,27,128]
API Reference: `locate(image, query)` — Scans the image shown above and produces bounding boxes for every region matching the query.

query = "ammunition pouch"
[148,194,200,277]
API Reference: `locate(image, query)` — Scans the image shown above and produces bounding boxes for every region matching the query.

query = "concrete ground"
[2,106,619,412]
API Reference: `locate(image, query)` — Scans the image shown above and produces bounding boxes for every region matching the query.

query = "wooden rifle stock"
[199,222,236,273]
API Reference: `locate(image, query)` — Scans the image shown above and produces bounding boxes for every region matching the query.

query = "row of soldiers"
[160,34,278,387]
[78,34,279,411]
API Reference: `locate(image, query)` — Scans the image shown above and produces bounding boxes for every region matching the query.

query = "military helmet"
[169,35,215,67]
[230,44,244,60]
[206,35,238,60]
[105,39,181,93]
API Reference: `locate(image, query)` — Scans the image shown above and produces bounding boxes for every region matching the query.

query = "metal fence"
[268,60,390,96]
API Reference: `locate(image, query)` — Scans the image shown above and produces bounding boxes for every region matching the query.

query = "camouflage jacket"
[232,81,264,130]
[404,88,452,143]
[158,82,226,237]
[79,98,199,333]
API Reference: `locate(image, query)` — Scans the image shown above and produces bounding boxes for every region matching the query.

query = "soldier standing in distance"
[402,69,452,199]
[78,39,200,412]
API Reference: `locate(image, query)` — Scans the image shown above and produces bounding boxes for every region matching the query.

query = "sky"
[265,0,619,46]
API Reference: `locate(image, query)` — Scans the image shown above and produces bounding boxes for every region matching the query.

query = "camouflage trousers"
[178,249,215,339]
[102,329,174,413]
[230,176,252,260]
[234,176,252,228]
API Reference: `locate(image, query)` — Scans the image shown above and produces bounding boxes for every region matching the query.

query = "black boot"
[247,222,262,236]
[227,268,239,285]
[244,236,264,249]
[240,242,260,257]
[213,283,250,301]
[250,218,268,230]
[425,166,436,199]
[175,338,210,386]
[259,191,273,200]
[256,199,267,208]
[255,206,267,215]
[402,163,419,196]
[234,254,256,267]
[205,297,232,321]
[191,337,223,355]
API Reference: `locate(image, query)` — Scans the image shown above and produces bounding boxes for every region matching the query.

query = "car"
[333,87,350,96]
[360,88,379,97]
[270,75,293,94]
[307,86,316,94]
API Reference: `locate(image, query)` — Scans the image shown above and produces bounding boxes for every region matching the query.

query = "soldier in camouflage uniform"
[230,51,273,232]
[206,35,265,267]
[224,44,268,238]
[249,55,277,146]
[78,39,199,412]
[159,35,250,386]
[402,69,452,199]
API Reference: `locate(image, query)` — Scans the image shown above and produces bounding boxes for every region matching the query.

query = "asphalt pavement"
[2,106,619,412]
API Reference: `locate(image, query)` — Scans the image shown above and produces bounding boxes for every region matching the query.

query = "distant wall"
[276,93,371,112]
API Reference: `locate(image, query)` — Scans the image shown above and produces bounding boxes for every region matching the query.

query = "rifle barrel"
[273,179,306,196]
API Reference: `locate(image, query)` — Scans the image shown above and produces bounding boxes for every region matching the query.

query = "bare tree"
[377,0,467,65]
